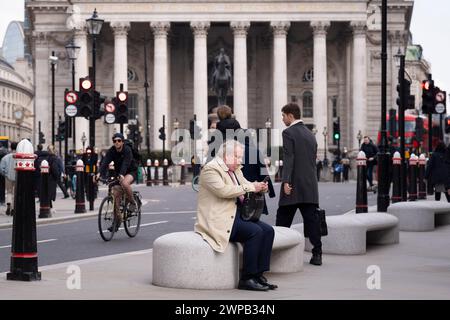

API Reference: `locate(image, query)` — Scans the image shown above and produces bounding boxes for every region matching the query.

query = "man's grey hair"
[217,140,244,159]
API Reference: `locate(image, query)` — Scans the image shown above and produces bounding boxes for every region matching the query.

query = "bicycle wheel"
[124,193,142,238]
[192,175,200,192]
[98,196,116,241]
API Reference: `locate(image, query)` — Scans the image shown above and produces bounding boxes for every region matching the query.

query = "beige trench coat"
[194,157,256,253]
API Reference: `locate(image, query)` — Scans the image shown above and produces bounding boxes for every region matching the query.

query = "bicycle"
[97,176,142,241]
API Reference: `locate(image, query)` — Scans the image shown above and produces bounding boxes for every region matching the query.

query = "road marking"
[98,220,168,233]
[141,210,196,215]
[0,238,57,249]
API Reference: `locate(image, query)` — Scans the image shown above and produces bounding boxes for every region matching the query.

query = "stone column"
[190,21,210,140]
[73,25,89,151]
[32,32,50,147]
[230,21,250,129]
[311,21,330,152]
[150,22,171,151]
[351,21,368,150]
[271,21,290,147]
[111,21,130,135]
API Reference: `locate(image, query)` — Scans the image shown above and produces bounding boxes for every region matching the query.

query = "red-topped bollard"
[391,151,402,203]
[356,151,368,213]
[146,159,152,186]
[7,139,41,281]
[75,159,86,213]
[180,159,186,185]
[408,154,418,201]
[38,160,51,218]
[163,159,169,186]
[418,154,427,200]
[154,159,160,186]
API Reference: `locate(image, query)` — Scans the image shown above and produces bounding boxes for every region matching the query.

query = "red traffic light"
[117,91,128,102]
[81,79,92,90]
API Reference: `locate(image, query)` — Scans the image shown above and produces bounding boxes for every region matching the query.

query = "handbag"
[240,192,265,222]
[304,207,328,237]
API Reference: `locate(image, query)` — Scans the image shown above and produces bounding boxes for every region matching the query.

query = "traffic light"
[158,126,166,141]
[396,79,412,110]
[189,119,202,140]
[415,117,424,142]
[388,108,397,138]
[115,90,128,124]
[93,91,106,119]
[422,79,434,114]
[333,120,340,144]
[445,116,450,134]
[59,121,66,141]
[78,77,94,118]
[103,99,116,124]
[39,131,45,144]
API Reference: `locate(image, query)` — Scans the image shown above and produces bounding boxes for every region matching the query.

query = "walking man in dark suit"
[275,103,322,266]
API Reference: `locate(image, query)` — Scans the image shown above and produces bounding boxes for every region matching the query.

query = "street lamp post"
[322,127,328,162]
[394,49,407,201]
[49,51,58,146]
[86,9,104,149]
[143,37,151,160]
[265,118,271,158]
[81,132,87,152]
[65,36,80,163]
[377,0,391,211]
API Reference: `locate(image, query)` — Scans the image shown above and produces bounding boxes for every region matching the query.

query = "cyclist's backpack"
[124,139,141,166]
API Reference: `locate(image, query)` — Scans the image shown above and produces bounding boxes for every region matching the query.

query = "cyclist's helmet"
[112,132,125,142]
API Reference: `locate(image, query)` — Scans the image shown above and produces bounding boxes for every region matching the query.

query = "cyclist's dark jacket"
[99,145,137,178]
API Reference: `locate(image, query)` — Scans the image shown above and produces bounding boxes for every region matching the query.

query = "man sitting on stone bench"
[195,140,277,291]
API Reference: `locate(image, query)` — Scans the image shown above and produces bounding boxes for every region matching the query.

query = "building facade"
[26,0,422,156]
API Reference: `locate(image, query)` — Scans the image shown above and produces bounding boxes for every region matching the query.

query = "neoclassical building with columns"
[26,0,416,155]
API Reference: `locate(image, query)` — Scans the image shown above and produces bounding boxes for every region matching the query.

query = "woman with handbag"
[195,140,277,291]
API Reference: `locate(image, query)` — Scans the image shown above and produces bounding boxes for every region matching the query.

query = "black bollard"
[87,172,94,211]
[163,159,169,186]
[146,159,152,186]
[7,139,41,281]
[75,159,86,213]
[356,151,368,213]
[154,160,160,186]
[180,159,186,185]
[408,154,418,201]
[391,151,402,203]
[38,160,51,218]
[418,154,427,200]
[0,175,5,205]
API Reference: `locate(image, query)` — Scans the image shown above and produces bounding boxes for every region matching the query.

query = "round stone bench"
[152,226,304,289]
[293,212,399,255]
[387,201,450,231]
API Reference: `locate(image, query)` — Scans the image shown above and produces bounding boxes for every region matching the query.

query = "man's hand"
[253,182,265,193]
[93,173,100,183]
[118,174,125,182]
[283,183,293,195]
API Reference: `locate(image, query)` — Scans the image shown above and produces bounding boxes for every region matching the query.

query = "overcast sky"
[0,0,449,93]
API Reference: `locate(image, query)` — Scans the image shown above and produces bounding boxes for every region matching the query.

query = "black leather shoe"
[310,253,322,266]
[238,278,269,291]
[256,275,278,290]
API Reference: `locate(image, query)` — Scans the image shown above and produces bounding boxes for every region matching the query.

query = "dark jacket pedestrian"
[426,142,450,201]
[275,103,322,265]
[360,136,379,187]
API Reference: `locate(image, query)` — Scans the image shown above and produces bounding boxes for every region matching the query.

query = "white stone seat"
[387,201,450,231]
[293,212,399,255]
[152,226,304,289]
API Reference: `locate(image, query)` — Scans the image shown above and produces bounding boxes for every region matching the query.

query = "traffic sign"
[105,113,116,124]
[65,104,78,117]
[435,103,446,114]
[65,91,78,104]
[436,91,445,103]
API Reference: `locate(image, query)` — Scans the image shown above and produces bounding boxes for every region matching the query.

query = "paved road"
[0,181,376,272]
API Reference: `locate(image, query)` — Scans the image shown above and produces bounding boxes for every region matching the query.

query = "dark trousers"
[276,203,322,255]
[0,175,5,204]
[366,163,375,186]
[229,210,274,280]
[57,177,69,197]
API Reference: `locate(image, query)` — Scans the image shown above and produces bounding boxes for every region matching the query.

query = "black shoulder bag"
[241,192,265,222]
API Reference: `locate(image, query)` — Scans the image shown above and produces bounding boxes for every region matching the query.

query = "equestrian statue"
[211,48,232,107]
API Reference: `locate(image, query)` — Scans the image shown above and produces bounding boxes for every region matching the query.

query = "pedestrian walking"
[45,145,62,212]
[341,155,351,182]
[360,136,379,190]
[425,141,450,202]
[316,157,323,182]
[275,103,322,266]
[0,142,17,215]
[54,150,69,199]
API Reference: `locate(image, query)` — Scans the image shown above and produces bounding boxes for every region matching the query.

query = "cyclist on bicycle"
[95,133,138,225]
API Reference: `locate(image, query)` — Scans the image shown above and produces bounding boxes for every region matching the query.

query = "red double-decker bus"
[377,113,441,154]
